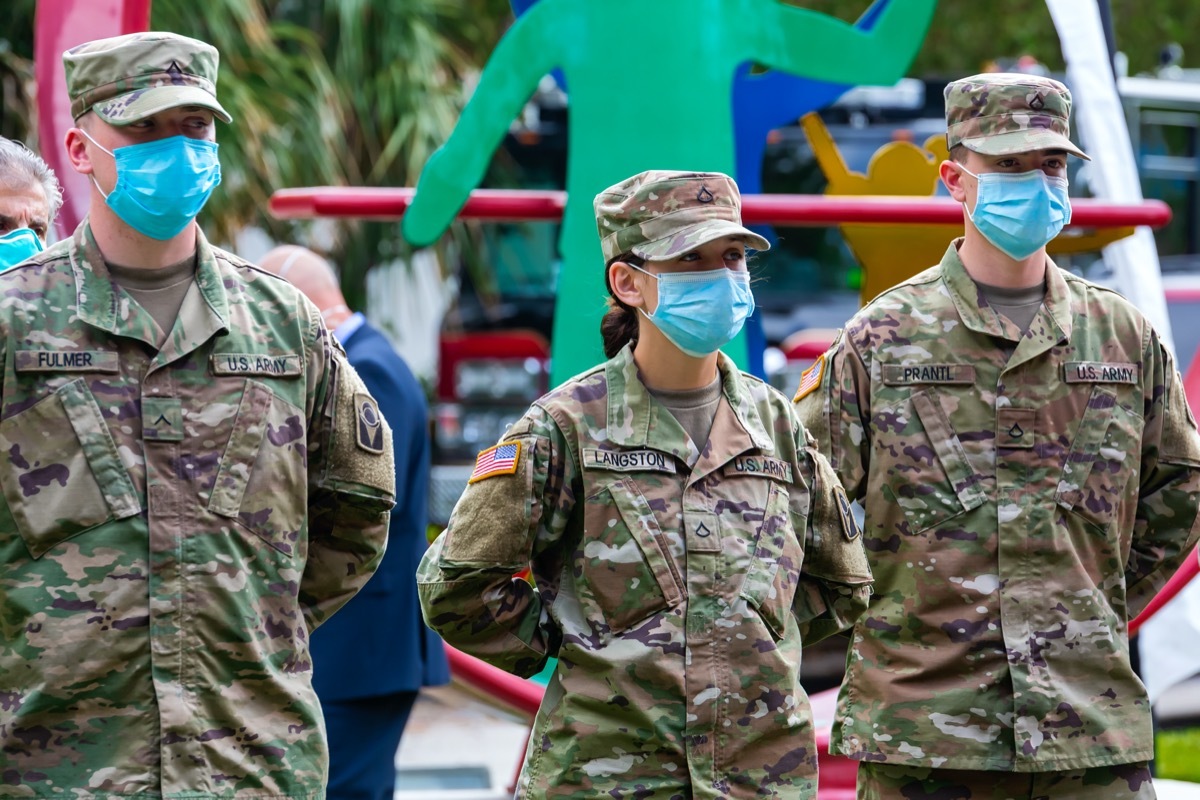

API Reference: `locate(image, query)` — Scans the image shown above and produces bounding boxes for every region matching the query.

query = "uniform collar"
[603,343,773,469]
[71,218,230,355]
[940,239,1073,349]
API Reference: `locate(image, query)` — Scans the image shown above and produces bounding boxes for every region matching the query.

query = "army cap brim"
[93,86,232,126]
[633,219,771,262]
[961,128,1089,161]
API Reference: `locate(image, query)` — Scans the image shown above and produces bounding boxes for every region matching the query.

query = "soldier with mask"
[419,169,873,799]
[0,33,395,797]
[795,73,1200,799]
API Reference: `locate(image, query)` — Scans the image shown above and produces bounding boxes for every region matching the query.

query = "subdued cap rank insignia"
[355,393,384,454]
[469,441,522,484]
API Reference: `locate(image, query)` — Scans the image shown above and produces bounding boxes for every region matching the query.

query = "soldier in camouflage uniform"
[0,33,395,798]
[419,170,873,799]
[795,73,1200,799]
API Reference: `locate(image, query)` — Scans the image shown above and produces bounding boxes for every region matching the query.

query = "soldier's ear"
[64,128,95,175]
[940,160,970,204]
[608,261,649,310]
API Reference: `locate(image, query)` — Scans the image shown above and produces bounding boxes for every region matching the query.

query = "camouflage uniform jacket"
[418,345,872,799]
[795,241,1200,772]
[0,221,396,798]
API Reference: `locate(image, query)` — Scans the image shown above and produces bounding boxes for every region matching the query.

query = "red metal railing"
[270,186,1172,227]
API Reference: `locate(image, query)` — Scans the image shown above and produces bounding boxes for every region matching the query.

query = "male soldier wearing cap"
[794,73,1200,798]
[419,169,873,798]
[0,32,395,797]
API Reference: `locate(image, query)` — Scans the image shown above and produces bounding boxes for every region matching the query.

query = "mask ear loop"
[78,128,116,200]
[617,260,661,318]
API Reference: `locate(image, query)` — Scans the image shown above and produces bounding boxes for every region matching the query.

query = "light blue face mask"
[83,131,222,241]
[631,264,756,357]
[0,228,45,272]
[961,166,1071,260]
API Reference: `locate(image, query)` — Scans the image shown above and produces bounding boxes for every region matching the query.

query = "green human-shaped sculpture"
[404,0,936,384]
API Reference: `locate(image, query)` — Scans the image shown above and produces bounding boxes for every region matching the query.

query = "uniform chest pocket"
[209,379,308,557]
[580,476,684,636]
[878,389,986,534]
[739,481,805,641]
[1055,386,1142,531]
[0,379,141,558]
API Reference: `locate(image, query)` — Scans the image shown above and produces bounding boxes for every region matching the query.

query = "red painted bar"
[1130,546,1200,636]
[269,186,1172,228]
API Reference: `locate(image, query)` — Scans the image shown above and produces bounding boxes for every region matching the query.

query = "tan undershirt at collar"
[974,277,1047,335]
[648,375,723,449]
[106,255,197,347]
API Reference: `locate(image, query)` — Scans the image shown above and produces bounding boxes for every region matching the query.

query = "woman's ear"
[608,261,646,310]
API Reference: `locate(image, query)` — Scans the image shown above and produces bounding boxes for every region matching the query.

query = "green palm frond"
[149,0,510,306]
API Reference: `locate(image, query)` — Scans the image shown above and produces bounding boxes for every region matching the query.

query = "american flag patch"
[793,354,826,403]
[468,442,522,484]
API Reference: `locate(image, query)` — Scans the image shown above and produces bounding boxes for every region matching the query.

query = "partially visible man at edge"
[795,73,1200,799]
[0,32,395,798]
[260,245,450,800]
[0,136,62,270]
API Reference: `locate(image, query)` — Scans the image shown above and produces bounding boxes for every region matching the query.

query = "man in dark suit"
[261,246,450,800]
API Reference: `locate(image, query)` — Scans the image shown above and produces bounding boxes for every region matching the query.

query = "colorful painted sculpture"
[403,0,936,383]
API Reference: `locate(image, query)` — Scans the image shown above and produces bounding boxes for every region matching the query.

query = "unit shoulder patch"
[793,354,826,403]
[469,441,523,484]
[835,485,861,541]
[353,393,385,453]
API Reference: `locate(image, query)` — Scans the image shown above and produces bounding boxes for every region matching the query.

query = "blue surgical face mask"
[631,264,755,357]
[960,166,1071,260]
[83,130,221,241]
[0,228,44,272]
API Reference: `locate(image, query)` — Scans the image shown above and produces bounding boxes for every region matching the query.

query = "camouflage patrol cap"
[64,32,232,125]
[595,170,770,263]
[945,72,1089,160]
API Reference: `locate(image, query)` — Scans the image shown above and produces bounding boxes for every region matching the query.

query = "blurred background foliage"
[4,0,1200,303]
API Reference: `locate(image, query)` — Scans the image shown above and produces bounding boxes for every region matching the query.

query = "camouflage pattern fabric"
[0,220,394,797]
[795,241,1200,774]
[594,170,771,263]
[857,761,1156,800]
[64,32,232,124]
[419,345,873,799]
[944,73,1088,160]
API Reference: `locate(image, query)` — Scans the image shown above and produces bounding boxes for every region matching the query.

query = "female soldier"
[418,169,872,799]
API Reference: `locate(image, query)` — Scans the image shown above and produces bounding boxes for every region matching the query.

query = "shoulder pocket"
[0,380,140,558]
[209,379,308,556]
[581,477,683,636]
[319,356,395,510]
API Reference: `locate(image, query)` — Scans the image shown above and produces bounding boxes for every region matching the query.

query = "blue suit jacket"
[310,320,450,700]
